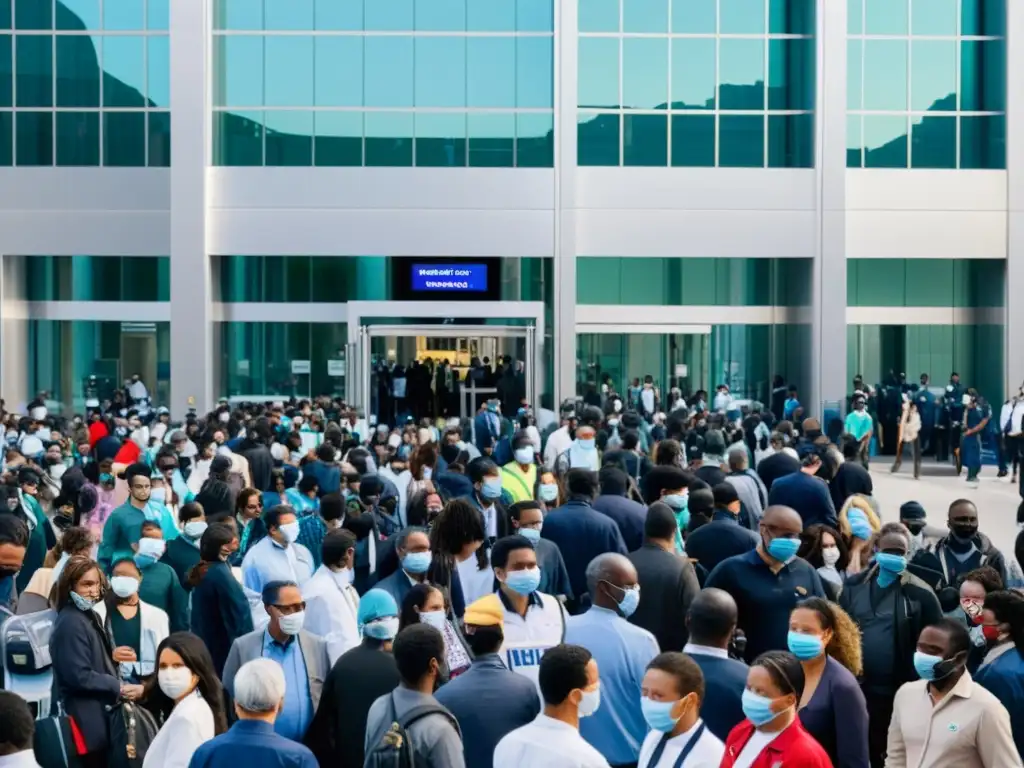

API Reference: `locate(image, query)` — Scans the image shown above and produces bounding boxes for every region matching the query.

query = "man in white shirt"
[638,652,724,768]
[302,529,360,665]
[241,506,315,594]
[543,409,577,470]
[493,643,610,768]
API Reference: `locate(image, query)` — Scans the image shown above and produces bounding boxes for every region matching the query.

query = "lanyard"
[646,722,706,768]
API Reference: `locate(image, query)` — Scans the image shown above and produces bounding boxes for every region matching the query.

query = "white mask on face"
[821,546,841,567]
[110,575,140,598]
[419,610,447,631]
[578,685,601,717]
[278,610,305,636]
[279,521,300,543]
[158,667,195,701]
[137,537,166,559]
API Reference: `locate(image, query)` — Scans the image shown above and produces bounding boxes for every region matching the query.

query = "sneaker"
[998,470,1008,478]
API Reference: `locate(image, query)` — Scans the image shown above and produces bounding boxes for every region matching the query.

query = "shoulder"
[893,679,927,704]
[823,656,861,690]
[971,678,1014,710]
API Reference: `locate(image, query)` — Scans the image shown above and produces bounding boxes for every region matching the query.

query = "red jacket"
[721,718,833,768]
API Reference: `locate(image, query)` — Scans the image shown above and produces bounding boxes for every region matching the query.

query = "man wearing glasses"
[98,462,160,571]
[221,580,331,743]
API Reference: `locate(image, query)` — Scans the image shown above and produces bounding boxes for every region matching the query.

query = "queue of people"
[0,392,1022,768]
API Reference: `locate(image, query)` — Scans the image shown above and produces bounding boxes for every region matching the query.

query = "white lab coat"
[493,714,610,768]
[302,565,361,665]
[142,690,215,768]
[93,600,169,679]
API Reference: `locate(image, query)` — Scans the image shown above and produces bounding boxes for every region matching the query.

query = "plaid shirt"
[296,514,327,569]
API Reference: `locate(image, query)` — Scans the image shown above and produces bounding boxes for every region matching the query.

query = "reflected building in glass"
[0,0,1021,420]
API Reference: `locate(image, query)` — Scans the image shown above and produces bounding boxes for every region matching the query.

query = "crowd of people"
[0,381,1022,768]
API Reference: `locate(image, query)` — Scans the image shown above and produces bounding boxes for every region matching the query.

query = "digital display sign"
[410,263,489,292]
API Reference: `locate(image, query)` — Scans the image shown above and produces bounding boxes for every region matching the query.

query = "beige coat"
[900,402,922,443]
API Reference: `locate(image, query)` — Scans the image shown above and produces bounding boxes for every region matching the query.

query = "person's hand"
[113,646,138,663]
[120,684,144,701]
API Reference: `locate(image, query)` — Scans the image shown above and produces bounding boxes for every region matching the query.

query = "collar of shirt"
[585,605,622,622]
[263,628,296,651]
[980,641,1015,668]
[497,586,543,610]
[683,643,729,660]
[0,751,41,768]
[711,510,739,525]
[471,653,509,671]
[230,719,276,737]
[928,670,975,711]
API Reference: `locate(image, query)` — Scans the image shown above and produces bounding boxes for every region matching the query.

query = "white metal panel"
[24,302,171,322]
[574,305,806,325]
[576,323,712,335]
[846,211,1007,259]
[846,170,1008,212]
[0,169,171,211]
[846,307,1004,325]
[0,212,171,256]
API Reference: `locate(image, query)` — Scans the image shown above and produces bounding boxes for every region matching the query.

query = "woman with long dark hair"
[430,498,490,605]
[398,583,471,679]
[142,632,228,767]
[187,523,253,676]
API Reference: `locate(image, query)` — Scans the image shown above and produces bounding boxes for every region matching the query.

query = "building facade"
[0,0,1020,419]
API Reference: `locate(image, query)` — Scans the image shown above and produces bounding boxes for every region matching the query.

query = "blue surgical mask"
[641,696,682,733]
[766,536,800,563]
[403,551,432,574]
[514,447,535,465]
[70,591,96,612]
[519,526,542,543]
[913,650,964,682]
[663,493,687,511]
[504,567,542,596]
[577,438,596,451]
[605,581,640,617]
[539,483,558,502]
[849,515,872,540]
[134,554,158,569]
[363,616,400,641]
[481,478,503,500]
[787,631,824,661]
[741,689,787,727]
[875,552,907,574]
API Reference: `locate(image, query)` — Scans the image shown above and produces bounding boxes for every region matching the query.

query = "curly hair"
[429,498,487,570]
[837,494,881,541]
[796,597,862,677]
[959,565,1003,594]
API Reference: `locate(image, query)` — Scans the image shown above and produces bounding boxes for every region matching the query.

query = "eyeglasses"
[272,602,305,615]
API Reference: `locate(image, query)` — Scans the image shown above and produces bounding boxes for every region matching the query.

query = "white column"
[554,0,579,404]
[0,256,29,409]
[1006,1,1024,395]
[169,0,213,417]
[811,0,848,415]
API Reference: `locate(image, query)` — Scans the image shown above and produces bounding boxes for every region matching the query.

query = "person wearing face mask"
[141,632,227,768]
[642,465,695,554]
[97,462,160,571]
[685,485,760,577]
[501,433,539,504]
[161,502,207,589]
[795,524,848,598]
[364,623,466,767]
[508,501,572,601]
[494,643,609,768]
[94,556,170,682]
[0,514,27,613]
[565,553,659,767]
[11,466,53,594]
[535,469,562,511]
[974,590,1024,760]
[241,505,315,596]
[464,457,511,543]
[637,652,724,768]
[295,492,346,569]
[555,423,603,476]
[373,527,448,607]
[132,520,189,632]
[787,598,869,768]
[886,619,1019,768]
[838,523,942,767]
[301,529,361,664]
[706,505,826,663]
[959,389,989,485]
[720,650,831,767]
[222,580,331,743]
[399,583,472,679]
[898,500,944,558]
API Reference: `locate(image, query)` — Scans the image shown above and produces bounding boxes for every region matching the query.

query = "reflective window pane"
[769,38,813,111]
[103,36,146,107]
[468,112,514,167]
[672,0,715,33]
[315,0,362,30]
[364,111,413,165]
[265,35,313,106]
[148,0,170,30]
[213,0,263,29]
[578,111,619,165]
[623,37,667,110]
[848,0,862,34]
[0,111,10,165]
[16,35,52,107]
[863,39,906,111]
[517,112,553,166]
[467,37,514,108]
[104,0,145,30]
[148,35,169,107]
[265,110,312,165]
[578,37,619,109]
[863,114,907,168]
[517,0,553,31]
[769,0,815,35]
[911,0,954,34]
[214,36,263,106]
[214,110,263,165]
[364,36,413,108]
[416,0,466,31]
[0,1,10,29]
[719,114,764,167]
[517,37,552,108]
[579,0,619,32]
[720,0,765,34]
[671,38,715,110]
[103,111,145,165]
[415,112,467,167]
[415,37,466,108]
[719,38,764,111]
[961,0,1005,36]
[847,113,862,167]
[624,114,666,166]
[148,110,170,165]
[864,0,907,34]
[57,110,100,165]
[623,0,668,33]
[910,114,954,168]
[56,35,100,107]
[314,37,362,107]
[847,39,862,110]
[16,0,51,29]
[0,36,7,107]
[468,0,515,31]
[671,114,714,166]
[768,113,812,167]
[16,111,52,164]
[911,40,954,113]
[265,0,313,29]
[960,114,1004,169]
[60,0,101,30]
[365,0,413,30]
[960,40,1005,112]
[314,111,362,166]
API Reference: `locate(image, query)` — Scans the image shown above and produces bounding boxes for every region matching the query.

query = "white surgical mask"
[149,487,166,504]
[279,521,300,543]
[157,667,195,701]
[514,446,535,465]
[278,610,305,636]
[184,521,208,539]
[578,685,601,717]
[419,610,447,630]
[821,546,841,567]
[110,576,140,599]
[137,537,166,559]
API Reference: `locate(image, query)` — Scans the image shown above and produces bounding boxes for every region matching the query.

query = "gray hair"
[234,658,285,714]
[585,552,631,597]
[727,447,748,472]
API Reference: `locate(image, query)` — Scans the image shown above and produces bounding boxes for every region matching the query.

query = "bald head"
[586,553,638,611]
[687,588,738,648]
[761,505,803,535]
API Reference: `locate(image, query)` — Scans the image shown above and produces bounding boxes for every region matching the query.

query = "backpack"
[365,693,461,768]
[107,701,159,768]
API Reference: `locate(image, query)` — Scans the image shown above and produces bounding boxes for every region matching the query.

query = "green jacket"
[17,492,52,594]
[138,560,190,633]
[97,501,148,572]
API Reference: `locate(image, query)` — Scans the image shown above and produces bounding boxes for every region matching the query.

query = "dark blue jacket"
[592,493,648,552]
[189,719,318,768]
[797,655,870,768]
[302,460,341,497]
[684,512,759,575]
[975,645,1024,760]
[435,470,475,502]
[688,650,748,743]
[768,471,838,529]
[190,561,254,676]
[541,499,628,611]
[434,654,540,768]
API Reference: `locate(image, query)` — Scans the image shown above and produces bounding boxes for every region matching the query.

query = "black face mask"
[0,566,20,581]
[904,520,927,536]
[950,524,978,543]
[930,651,967,682]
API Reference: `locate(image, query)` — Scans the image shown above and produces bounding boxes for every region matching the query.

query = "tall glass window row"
[3,0,170,32]
[846,0,1005,169]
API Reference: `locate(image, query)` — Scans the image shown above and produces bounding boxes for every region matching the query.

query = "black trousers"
[865,691,895,768]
